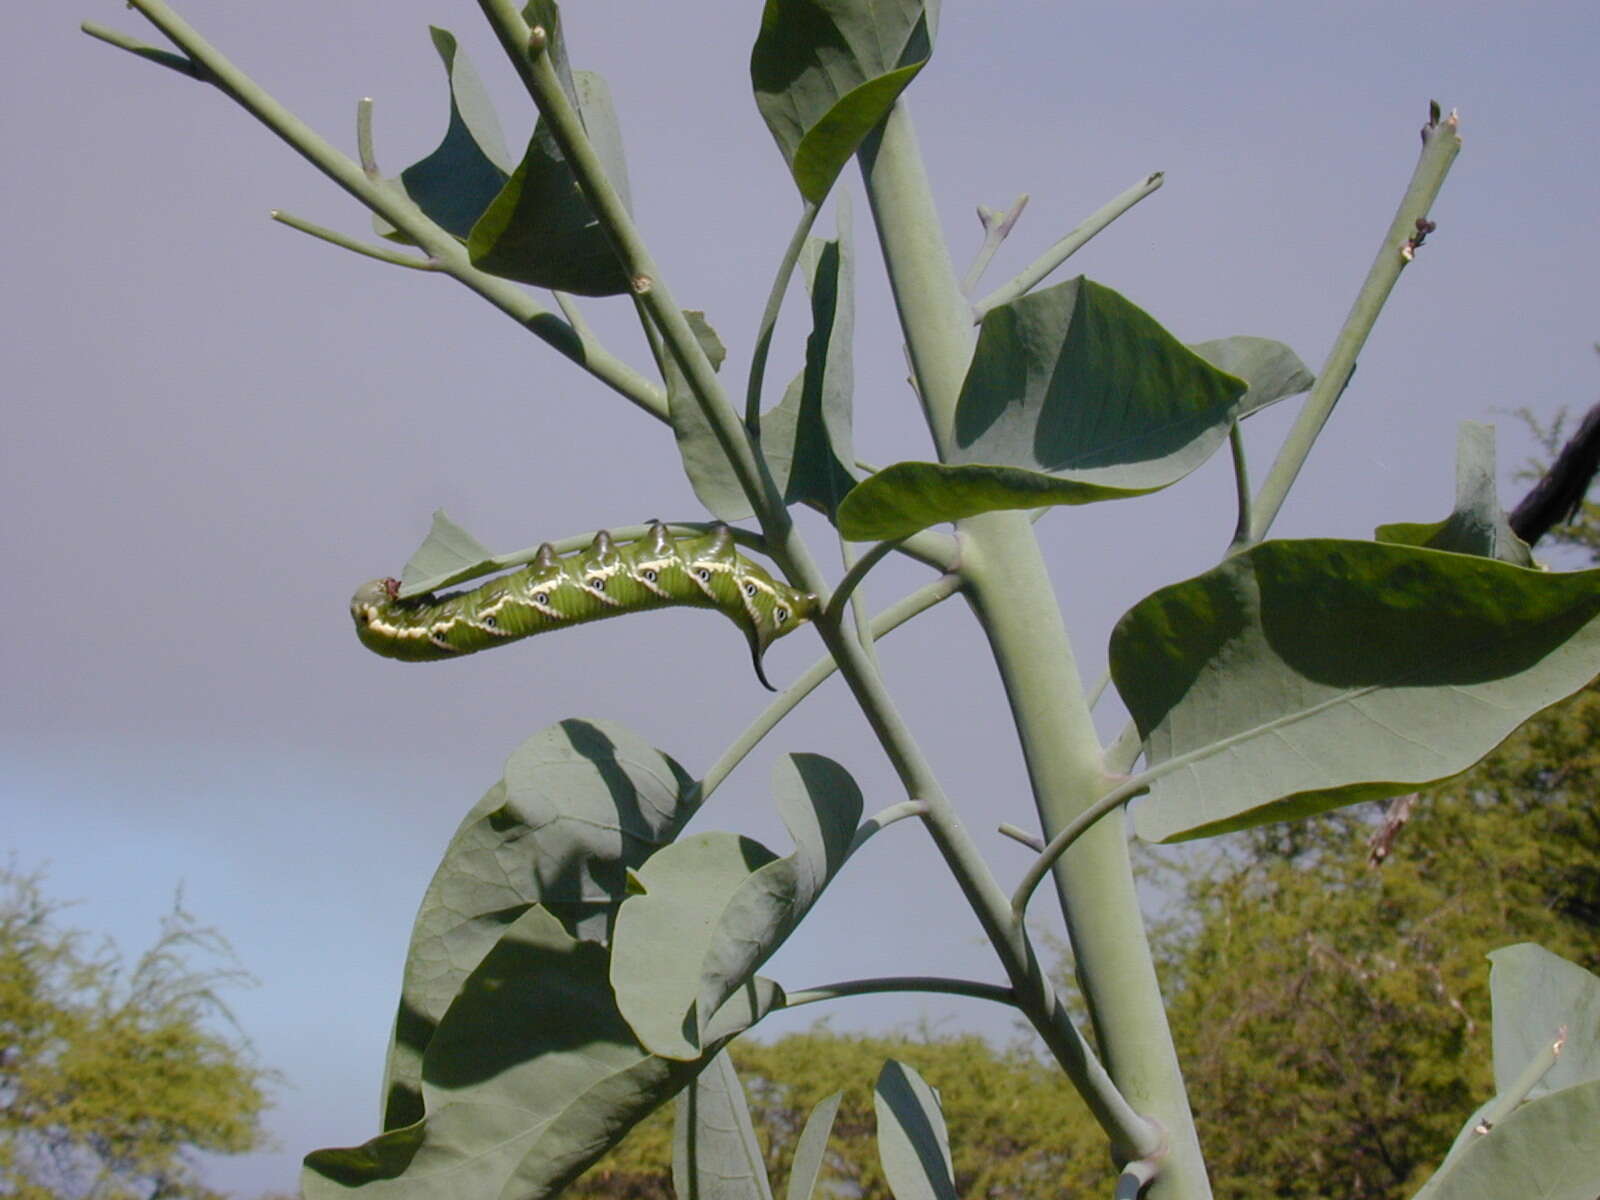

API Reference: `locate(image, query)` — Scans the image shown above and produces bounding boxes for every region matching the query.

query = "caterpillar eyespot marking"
[351,522,817,690]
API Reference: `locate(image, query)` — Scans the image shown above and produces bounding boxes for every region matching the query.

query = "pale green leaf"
[760,203,859,516]
[836,460,1154,541]
[1489,944,1600,1097]
[751,0,939,203]
[787,1092,843,1200]
[380,719,696,1130]
[1411,1079,1600,1200]
[611,754,863,1059]
[673,1050,774,1200]
[1111,539,1600,842]
[952,277,1247,484]
[1186,335,1313,419]
[873,1060,955,1200]
[673,211,857,521]
[305,907,780,1200]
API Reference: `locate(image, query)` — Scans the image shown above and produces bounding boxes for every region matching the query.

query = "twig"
[1249,103,1461,541]
[782,975,1016,1010]
[86,0,667,421]
[1011,774,1153,918]
[270,210,438,270]
[1509,399,1600,545]
[961,193,1029,296]
[973,172,1164,319]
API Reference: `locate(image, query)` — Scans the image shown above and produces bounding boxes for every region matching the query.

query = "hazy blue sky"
[6,1,1599,1193]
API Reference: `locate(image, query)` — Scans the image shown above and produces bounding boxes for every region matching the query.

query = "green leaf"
[380,719,697,1130]
[760,201,859,516]
[751,0,938,203]
[468,69,632,296]
[786,1091,843,1200]
[836,460,1151,541]
[673,1050,774,1200]
[1111,539,1600,843]
[611,753,864,1059]
[386,29,513,242]
[1489,944,1600,1097]
[672,209,857,522]
[873,1060,956,1200]
[1377,422,1534,566]
[952,277,1247,482]
[1186,335,1314,419]
[1411,1079,1600,1200]
[396,510,498,597]
[304,907,780,1200]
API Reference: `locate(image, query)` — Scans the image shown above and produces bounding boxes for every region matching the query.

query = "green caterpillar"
[350,522,817,689]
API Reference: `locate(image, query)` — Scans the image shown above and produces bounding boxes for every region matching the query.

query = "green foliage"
[1149,679,1600,1198]
[0,865,272,1200]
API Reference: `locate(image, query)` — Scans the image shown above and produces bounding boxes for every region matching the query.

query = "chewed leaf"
[379,719,696,1130]
[468,70,632,296]
[1376,422,1533,566]
[397,510,498,597]
[610,754,863,1059]
[751,0,939,203]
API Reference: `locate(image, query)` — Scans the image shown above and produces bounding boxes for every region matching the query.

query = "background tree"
[0,864,275,1200]
[574,1027,1109,1200]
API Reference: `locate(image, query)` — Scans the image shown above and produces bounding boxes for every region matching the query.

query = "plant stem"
[973,171,1165,319]
[960,193,1029,296]
[1011,773,1152,918]
[747,201,822,430]
[88,0,667,422]
[269,210,438,270]
[783,976,1016,1010]
[823,538,905,625]
[700,574,962,801]
[858,106,974,456]
[861,102,1205,1194]
[1227,422,1252,552]
[1249,106,1461,542]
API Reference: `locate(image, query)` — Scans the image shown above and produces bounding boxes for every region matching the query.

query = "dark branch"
[1509,399,1600,546]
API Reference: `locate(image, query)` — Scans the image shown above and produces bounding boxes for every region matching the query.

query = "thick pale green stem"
[960,515,1210,1198]
[861,101,1209,1197]
[858,106,974,455]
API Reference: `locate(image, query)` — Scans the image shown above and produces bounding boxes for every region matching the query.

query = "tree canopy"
[0,865,274,1200]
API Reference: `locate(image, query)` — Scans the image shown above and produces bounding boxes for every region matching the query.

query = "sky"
[5,1,1599,1194]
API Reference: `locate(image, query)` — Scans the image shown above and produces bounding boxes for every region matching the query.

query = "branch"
[699,573,963,800]
[1249,103,1462,541]
[1011,774,1152,918]
[1509,399,1600,546]
[961,193,1029,297]
[972,172,1164,319]
[782,975,1016,1010]
[746,201,822,431]
[85,0,667,421]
